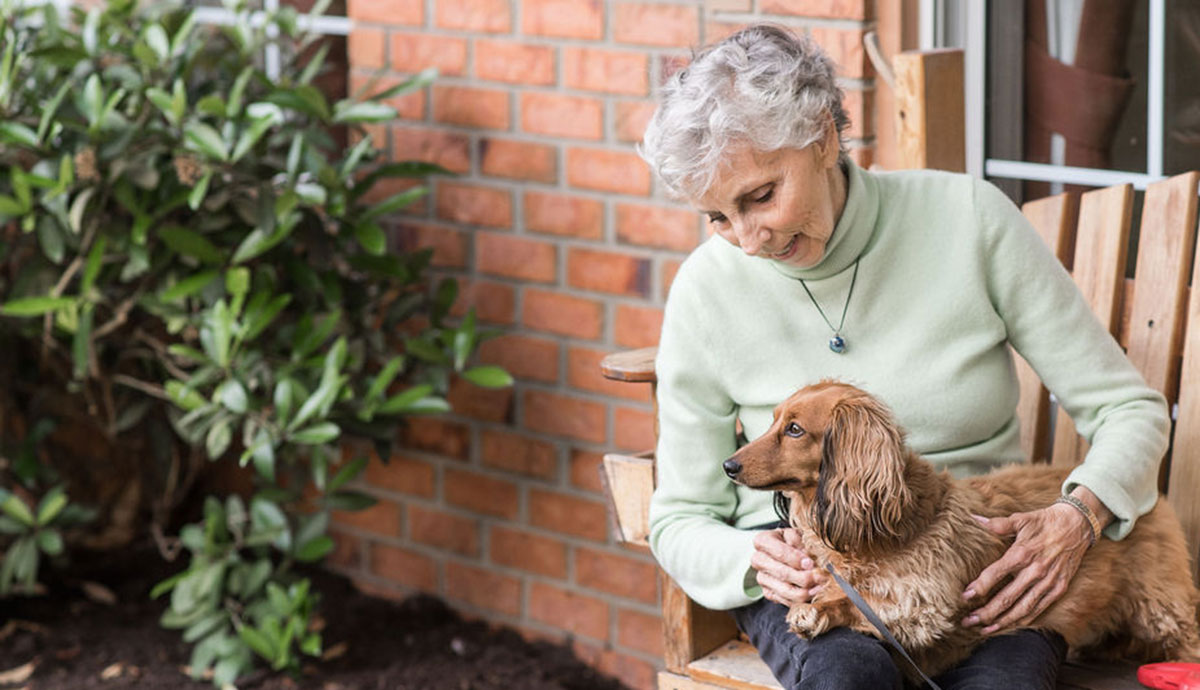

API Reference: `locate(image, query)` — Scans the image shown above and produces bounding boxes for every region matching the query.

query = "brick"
[391,33,468,76]
[445,562,522,616]
[616,203,700,251]
[453,280,517,324]
[327,529,362,569]
[529,487,608,540]
[842,88,873,139]
[591,647,658,690]
[525,191,604,240]
[435,182,513,227]
[761,0,869,19]
[363,454,436,498]
[614,304,663,349]
[567,148,650,195]
[349,577,410,604]
[615,405,656,452]
[408,504,480,556]
[522,0,603,39]
[529,583,610,640]
[399,417,470,460]
[393,126,470,174]
[332,498,402,537]
[475,39,555,85]
[705,0,750,10]
[522,288,603,339]
[481,429,559,479]
[523,390,606,444]
[394,222,468,268]
[657,54,690,85]
[569,448,605,493]
[435,0,511,32]
[520,93,604,140]
[446,377,514,423]
[563,48,648,96]
[705,20,749,44]
[347,27,385,70]
[477,232,557,282]
[370,543,438,591]
[479,138,557,183]
[490,526,567,578]
[567,247,652,297]
[567,346,653,401]
[433,86,510,130]
[617,608,663,657]
[444,468,520,518]
[613,3,699,47]
[809,27,870,79]
[478,334,560,383]
[615,101,656,143]
[350,0,421,25]
[575,547,657,602]
[662,259,682,297]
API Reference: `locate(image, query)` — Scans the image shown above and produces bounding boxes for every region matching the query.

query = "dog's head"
[723,381,914,554]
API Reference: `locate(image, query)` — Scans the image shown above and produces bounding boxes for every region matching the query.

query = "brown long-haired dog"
[723,380,1200,681]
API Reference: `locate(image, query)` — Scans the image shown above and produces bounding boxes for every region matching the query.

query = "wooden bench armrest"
[600,346,658,383]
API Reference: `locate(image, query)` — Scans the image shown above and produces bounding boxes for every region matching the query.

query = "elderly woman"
[640,25,1168,690]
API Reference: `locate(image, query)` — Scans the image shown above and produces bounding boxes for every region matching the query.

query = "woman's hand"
[961,490,1107,634]
[751,528,824,606]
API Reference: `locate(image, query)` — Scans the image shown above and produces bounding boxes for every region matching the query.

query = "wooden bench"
[599,170,1200,690]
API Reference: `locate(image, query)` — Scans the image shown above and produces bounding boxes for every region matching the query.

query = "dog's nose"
[723,458,742,479]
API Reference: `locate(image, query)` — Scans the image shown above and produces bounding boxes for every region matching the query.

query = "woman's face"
[693,123,846,268]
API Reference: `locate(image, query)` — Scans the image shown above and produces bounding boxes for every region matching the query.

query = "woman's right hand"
[750,528,824,606]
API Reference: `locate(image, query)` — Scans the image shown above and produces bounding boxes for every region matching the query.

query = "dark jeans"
[732,597,1067,690]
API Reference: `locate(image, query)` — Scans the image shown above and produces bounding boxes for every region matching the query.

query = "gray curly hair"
[639,24,850,200]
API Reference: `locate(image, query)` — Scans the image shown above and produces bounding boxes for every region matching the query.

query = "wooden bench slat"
[1052,184,1134,467]
[600,347,658,383]
[685,640,783,690]
[599,453,654,546]
[1018,192,1080,462]
[663,573,739,674]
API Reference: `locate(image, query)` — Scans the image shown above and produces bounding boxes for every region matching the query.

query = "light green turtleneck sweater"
[649,161,1170,611]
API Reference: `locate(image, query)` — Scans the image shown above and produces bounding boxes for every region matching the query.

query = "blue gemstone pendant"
[829,335,846,354]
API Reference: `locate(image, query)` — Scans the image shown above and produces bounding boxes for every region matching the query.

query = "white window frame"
[927,0,1171,191]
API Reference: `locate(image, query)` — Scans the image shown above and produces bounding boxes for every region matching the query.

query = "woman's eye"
[707,214,727,225]
[753,189,774,204]
[785,422,805,438]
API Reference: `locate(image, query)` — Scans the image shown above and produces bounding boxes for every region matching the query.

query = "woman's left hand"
[960,501,1095,634]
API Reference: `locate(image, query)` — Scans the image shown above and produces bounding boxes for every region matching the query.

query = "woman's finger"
[753,529,809,570]
[963,559,1041,627]
[980,568,1060,633]
[757,569,810,606]
[751,549,818,589]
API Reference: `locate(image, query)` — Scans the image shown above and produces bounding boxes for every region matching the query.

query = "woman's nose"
[733,219,770,256]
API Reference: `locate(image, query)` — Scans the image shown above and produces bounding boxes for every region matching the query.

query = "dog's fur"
[724,380,1200,681]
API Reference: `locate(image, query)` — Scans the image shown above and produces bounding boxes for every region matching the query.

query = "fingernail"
[982,625,998,635]
[801,558,813,569]
[971,514,989,524]
[962,588,976,600]
[809,586,824,596]
[962,615,979,626]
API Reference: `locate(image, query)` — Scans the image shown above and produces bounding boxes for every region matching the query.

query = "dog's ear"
[812,393,913,553]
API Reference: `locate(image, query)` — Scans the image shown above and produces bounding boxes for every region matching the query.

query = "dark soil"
[0,543,629,690]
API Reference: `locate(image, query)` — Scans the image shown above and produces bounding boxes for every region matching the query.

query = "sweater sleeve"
[976,179,1169,538]
[647,259,762,610]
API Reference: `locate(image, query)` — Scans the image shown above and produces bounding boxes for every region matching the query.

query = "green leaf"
[82,74,103,126]
[239,624,277,663]
[1,494,35,526]
[227,66,254,118]
[225,267,250,298]
[68,188,94,234]
[325,491,376,512]
[273,379,296,425]
[144,23,170,63]
[294,535,333,562]
[182,613,226,644]
[362,186,427,221]
[81,236,107,294]
[294,182,326,206]
[368,67,436,102]
[0,122,38,147]
[244,294,290,342]
[196,94,226,118]
[333,101,397,124]
[150,570,188,599]
[365,356,404,402]
[36,529,63,556]
[377,384,433,415]
[354,222,386,255]
[159,270,218,302]
[1,296,75,317]
[231,116,274,162]
[216,380,248,414]
[462,365,513,388]
[250,430,275,481]
[291,422,339,445]
[159,225,222,264]
[184,121,229,161]
[36,486,67,525]
[328,456,368,492]
[166,380,207,411]
[146,87,178,126]
[206,418,232,459]
[37,82,73,144]
[36,218,65,264]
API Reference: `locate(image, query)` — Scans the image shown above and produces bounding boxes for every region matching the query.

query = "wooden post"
[893,49,966,172]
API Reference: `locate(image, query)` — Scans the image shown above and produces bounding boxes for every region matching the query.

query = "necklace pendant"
[829,335,846,354]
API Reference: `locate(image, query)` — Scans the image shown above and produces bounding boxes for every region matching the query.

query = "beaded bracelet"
[1054,495,1103,546]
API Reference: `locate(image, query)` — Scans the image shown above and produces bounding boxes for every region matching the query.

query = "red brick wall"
[336,2,875,688]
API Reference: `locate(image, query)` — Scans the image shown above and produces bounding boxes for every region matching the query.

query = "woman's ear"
[811,395,912,552]
[815,113,839,168]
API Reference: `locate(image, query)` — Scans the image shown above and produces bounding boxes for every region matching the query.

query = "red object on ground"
[1138,663,1200,689]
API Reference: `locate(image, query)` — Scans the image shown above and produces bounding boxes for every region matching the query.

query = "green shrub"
[0,0,508,684]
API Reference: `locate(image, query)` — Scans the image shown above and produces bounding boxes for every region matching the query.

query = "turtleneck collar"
[766,159,880,281]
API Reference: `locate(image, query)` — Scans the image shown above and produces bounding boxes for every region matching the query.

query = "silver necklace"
[797,259,860,354]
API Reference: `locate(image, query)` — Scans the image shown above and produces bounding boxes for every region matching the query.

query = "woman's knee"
[799,628,902,690]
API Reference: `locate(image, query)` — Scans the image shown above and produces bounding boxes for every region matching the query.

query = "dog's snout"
[723,458,742,479]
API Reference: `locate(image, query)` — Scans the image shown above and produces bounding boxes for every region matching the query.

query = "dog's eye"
[784,422,805,438]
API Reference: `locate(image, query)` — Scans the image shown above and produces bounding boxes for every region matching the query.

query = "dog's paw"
[786,603,831,638]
